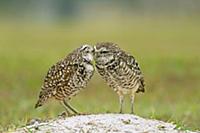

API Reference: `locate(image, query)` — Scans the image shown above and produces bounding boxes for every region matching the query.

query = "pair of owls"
[35,42,145,115]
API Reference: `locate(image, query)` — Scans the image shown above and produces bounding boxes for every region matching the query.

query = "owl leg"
[119,94,124,114]
[60,101,71,116]
[131,93,135,114]
[63,100,79,114]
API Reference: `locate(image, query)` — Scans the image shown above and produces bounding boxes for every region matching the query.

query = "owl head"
[94,42,120,66]
[78,44,94,63]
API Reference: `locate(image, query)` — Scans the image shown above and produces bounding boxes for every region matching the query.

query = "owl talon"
[78,112,90,115]
[58,111,76,117]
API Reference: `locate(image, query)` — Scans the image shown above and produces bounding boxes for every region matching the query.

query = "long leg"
[60,101,71,116]
[63,100,79,114]
[119,95,124,113]
[131,93,135,114]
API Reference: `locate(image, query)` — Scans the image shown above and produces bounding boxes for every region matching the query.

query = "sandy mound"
[15,114,196,133]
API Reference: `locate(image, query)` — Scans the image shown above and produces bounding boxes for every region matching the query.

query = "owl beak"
[93,46,96,52]
[93,46,97,56]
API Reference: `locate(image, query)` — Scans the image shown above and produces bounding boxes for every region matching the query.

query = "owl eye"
[85,50,90,53]
[100,51,109,54]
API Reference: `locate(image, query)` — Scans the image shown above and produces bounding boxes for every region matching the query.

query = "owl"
[94,42,145,113]
[35,45,95,116]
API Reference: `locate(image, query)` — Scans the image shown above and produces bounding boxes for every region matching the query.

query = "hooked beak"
[93,46,96,52]
[93,46,97,59]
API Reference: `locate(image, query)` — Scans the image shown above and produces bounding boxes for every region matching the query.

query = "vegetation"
[0,17,199,131]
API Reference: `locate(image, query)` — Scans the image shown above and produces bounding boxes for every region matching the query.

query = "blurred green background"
[0,0,200,131]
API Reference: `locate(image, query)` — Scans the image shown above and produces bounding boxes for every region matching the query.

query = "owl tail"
[136,78,145,93]
[35,90,51,108]
[35,99,43,108]
[136,86,145,93]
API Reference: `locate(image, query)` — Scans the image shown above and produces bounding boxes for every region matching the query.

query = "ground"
[14,114,197,133]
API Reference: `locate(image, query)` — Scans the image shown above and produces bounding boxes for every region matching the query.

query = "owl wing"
[43,59,78,91]
[119,51,145,93]
[35,59,78,108]
[35,51,81,108]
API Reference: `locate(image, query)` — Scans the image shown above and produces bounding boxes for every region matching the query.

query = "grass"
[0,16,200,131]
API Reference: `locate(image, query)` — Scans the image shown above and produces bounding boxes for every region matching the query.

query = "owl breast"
[72,63,94,89]
[96,59,140,94]
[54,62,94,101]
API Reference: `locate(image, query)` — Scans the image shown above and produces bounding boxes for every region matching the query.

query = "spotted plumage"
[35,45,95,115]
[94,42,145,113]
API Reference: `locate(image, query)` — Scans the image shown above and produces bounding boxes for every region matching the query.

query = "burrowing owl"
[35,45,95,115]
[94,42,145,113]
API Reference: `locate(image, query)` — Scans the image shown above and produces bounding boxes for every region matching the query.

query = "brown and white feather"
[35,45,94,108]
[94,42,145,96]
